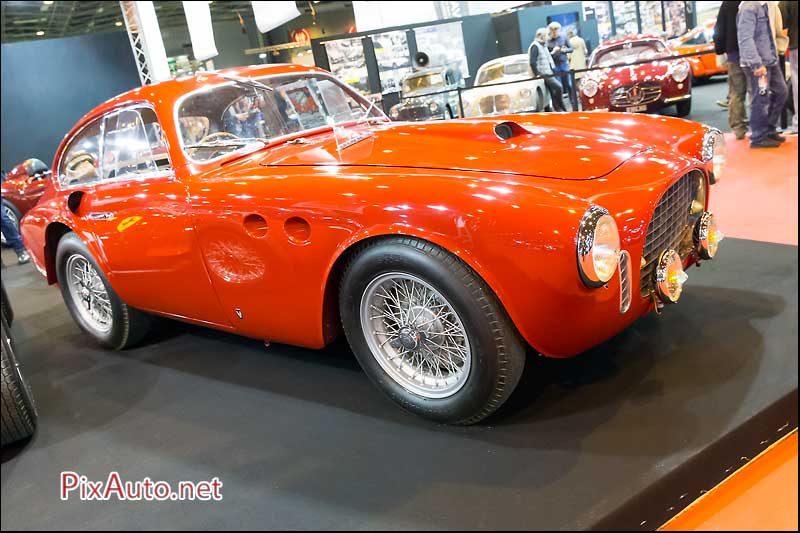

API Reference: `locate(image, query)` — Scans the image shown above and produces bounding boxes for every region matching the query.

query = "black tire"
[1,199,22,248]
[676,98,692,117]
[339,237,526,425]
[535,87,545,112]
[1,281,12,326]
[55,232,151,350]
[445,104,455,119]
[1,315,37,446]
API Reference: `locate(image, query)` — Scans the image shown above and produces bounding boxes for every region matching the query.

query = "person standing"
[779,0,798,134]
[0,171,30,265]
[567,28,589,80]
[529,28,566,112]
[737,1,789,148]
[768,1,789,130]
[715,1,749,139]
[546,22,573,100]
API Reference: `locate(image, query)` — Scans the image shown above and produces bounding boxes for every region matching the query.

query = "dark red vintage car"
[579,36,693,117]
[2,158,51,246]
[21,64,725,424]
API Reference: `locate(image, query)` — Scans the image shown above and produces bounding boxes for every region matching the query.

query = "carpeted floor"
[1,237,796,530]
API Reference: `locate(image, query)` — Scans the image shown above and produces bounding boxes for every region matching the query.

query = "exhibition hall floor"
[2,82,797,530]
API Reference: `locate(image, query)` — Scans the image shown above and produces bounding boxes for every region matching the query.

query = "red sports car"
[670,21,727,82]
[20,64,725,424]
[2,158,51,246]
[579,36,693,117]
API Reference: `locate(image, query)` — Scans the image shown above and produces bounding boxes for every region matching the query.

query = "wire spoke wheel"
[65,254,113,334]
[360,272,471,399]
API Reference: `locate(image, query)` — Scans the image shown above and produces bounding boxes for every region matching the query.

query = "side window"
[102,107,171,180]
[59,118,103,187]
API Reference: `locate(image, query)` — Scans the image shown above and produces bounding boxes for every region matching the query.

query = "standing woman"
[567,29,589,80]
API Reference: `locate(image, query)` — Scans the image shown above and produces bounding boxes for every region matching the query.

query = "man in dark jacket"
[715,1,749,139]
[737,0,789,148]
[529,28,566,112]
[780,0,798,134]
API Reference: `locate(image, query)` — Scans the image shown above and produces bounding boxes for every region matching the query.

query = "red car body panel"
[20,64,713,357]
[672,21,728,79]
[580,36,692,113]
[1,162,51,216]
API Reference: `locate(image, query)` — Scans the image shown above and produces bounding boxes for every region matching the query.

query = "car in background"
[389,65,463,120]
[669,20,727,82]
[20,64,726,425]
[461,54,550,117]
[2,158,52,246]
[579,36,693,117]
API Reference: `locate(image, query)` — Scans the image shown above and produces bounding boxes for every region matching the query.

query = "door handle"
[83,212,115,221]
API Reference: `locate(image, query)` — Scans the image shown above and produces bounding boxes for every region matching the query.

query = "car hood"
[586,58,677,85]
[261,119,651,181]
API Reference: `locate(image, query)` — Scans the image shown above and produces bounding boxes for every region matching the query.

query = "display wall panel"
[0,31,140,171]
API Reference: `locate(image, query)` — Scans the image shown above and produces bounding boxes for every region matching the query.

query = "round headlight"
[519,88,532,98]
[671,61,690,83]
[655,249,688,304]
[693,212,724,259]
[429,101,440,113]
[390,106,400,119]
[577,206,621,287]
[581,78,599,98]
[702,129,726,183]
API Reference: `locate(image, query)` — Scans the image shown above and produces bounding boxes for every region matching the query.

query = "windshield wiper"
[214,73,274,93]
[185,138,265,149]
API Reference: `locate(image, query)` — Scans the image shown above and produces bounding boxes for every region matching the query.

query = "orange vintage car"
[20,64,726,424]
[670,20,727,81]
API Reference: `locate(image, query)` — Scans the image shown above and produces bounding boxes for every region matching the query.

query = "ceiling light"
[36,30,45,36]
[258,53,267,59]
[43,1,54,4]
[115,21,123,26]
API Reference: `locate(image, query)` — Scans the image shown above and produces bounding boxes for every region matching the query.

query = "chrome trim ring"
[65,254,113,334]
[576,205,620,288]
[359,272,471,399]
[701,127,723,162]
[693,212,718,260]
[654,249,686,304]
[1,205,18,245]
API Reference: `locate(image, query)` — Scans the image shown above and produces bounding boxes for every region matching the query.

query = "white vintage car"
[462,54,551,117]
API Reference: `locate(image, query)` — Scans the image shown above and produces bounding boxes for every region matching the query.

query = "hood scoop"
[493,121,532,140]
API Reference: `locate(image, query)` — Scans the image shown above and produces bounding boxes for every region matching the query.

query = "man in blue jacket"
[737,0,789,148]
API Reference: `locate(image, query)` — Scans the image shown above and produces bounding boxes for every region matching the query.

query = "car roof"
[596,35,666,51]
[75,63,327,128]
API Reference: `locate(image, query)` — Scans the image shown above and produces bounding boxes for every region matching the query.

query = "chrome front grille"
[611,83,662,107]
[640,171,702,295]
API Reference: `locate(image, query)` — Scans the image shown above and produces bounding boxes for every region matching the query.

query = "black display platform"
[1,237,797,530]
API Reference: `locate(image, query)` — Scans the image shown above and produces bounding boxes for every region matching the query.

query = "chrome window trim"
[56,102,173,191]
[701,127,722,162]
[172,71,389,167]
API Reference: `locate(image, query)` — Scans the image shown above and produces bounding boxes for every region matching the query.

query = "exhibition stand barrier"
[396,48,715,117]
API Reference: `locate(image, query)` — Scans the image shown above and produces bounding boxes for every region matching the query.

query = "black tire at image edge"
[1,316,37,446]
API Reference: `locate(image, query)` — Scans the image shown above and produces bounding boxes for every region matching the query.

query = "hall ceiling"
[1,1,348,43]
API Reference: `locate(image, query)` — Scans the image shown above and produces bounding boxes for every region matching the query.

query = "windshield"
[177,73,386,162]
[402,73,443,94]
[592,40,667,67]
[477,60,529,85]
